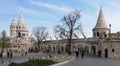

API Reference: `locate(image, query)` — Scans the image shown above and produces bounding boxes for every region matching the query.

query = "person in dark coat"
[81,50,84,59]
[7,51,9,58]
[97,50,101,57]
[76,51,79,58]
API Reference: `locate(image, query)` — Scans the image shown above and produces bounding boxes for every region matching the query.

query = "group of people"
[0,49,13,59]
[75,50,85,59]
[7,49,13,59]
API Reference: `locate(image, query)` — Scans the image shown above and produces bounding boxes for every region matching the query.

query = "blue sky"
[0,0,120,38]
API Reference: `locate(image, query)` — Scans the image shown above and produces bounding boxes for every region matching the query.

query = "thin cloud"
[30,0,73,13]
[19,7,40,15]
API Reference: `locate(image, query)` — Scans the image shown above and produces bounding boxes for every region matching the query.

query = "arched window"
[104,32,107,38]
[22,33,25,36]
[19,27,21,29]
[97,32,99,37]
[112,49,114,52]
[18,32,21,37]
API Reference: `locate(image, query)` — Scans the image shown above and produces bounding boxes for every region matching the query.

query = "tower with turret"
[10,13,33,52]
[10,19,16,38]
[92,6,109,38]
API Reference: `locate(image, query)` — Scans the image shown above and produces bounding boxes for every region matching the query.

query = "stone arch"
[53,46,55,53]
[65,45,69,53]
[105,48,108,58]
[78,45,83,52]
[18,32,21,37]
[56,45,61,54]
[44,46,47,52]
[97,32,99,37]
[47,45,51,53]
[61,46,64,53]
[84,46,89,55]
[91,46,96,55]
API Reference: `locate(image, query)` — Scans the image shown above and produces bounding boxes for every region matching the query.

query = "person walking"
[76,50,79,58]
[10,50,12,59]
[81,50,84,60]
[7,50,9,58]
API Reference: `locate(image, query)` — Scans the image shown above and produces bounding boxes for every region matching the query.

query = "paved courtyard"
[0,53,72,66]
[60,56,120,66]
[1,53,120,66]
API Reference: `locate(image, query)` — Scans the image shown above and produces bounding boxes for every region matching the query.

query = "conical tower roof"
[93,6,108,29]
[18,12,25,26]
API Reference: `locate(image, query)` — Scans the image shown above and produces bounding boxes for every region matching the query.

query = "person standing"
[76,50,79,58]
[7,50,9,58]
[81,50,84,59]
[10,49,12,59]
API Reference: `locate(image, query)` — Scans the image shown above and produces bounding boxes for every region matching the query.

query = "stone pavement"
[60,56,120,66]
[0,52,47,66]
[0,52,74,66]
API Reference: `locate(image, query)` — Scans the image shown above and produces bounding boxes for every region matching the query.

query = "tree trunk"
[38,40,40,52]
[68,28,73,55]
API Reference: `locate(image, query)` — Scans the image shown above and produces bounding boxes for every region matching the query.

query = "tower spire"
[18,12,25,26]
[93,6,108,29]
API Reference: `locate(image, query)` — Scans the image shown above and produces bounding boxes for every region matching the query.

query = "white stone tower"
[10,19,16,38]
[92,6,109,38]
[16,13,28,38]
[10,13,33,52]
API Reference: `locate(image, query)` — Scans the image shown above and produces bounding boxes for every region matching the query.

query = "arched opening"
[78,45,83,52]
[85,46,89,55]
[91,46,96,55]
[47,45,51,53]
[61,46,64,53]
[18,32,21,37]
[53,47,55,53]
[112,49,114,52]
[56,45,61,54]
[65,45,69,53]
[44,46,46,52]
[103,32,107,38]
[105,48,108,58]
[97,32,99,37]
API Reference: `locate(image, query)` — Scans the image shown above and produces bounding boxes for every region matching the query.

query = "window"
[104,32,107,38]
[97,32,99,37]
[112,49,114,52]
[18,32,21,37]
[19,27,21,29]
[22,33,25,36]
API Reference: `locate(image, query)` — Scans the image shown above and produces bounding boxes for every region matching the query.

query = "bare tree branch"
[54,9,82,55]
[32,26,49,51]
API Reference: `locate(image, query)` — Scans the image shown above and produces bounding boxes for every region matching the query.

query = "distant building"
[39,7,120,58]
[10,13,34,52]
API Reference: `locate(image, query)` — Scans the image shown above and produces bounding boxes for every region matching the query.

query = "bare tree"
[54,9,81,55]
[32,26,48,52]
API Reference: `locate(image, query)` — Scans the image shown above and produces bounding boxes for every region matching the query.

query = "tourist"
[10,50,13,59]
[7,50,9,58]
[97,50,101,57]
[76,50,79,58]
[81,50,84,59]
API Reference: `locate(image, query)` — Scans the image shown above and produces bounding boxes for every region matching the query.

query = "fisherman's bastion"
[10,7,120,58]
